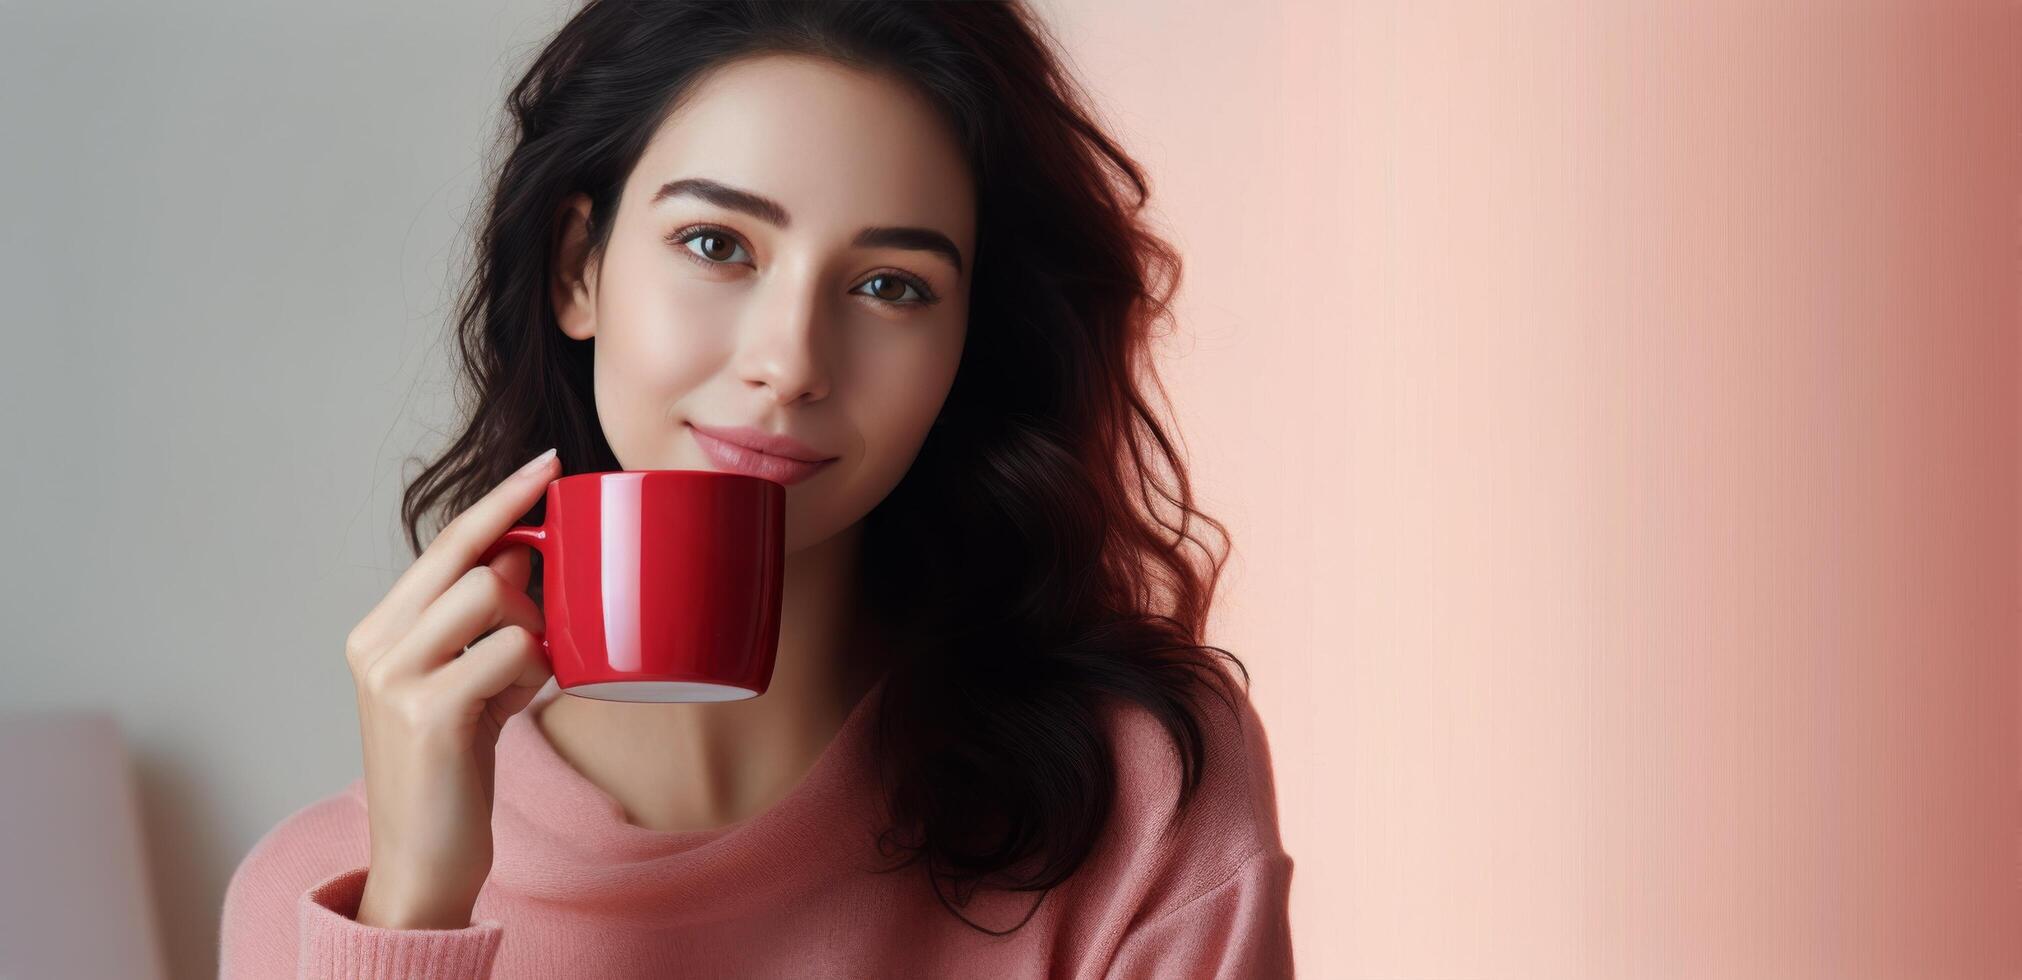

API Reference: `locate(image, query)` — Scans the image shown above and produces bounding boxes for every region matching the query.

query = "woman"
[220,1,1294,976]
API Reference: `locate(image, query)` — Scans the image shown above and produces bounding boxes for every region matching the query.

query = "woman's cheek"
[855,336,960,479]
[591,287,737,468]
[615,283,737,390]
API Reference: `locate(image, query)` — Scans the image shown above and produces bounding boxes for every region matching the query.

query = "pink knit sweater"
[219,672,1295,978]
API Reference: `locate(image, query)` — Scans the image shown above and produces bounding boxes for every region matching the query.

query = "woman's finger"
[428,625,553,719]
[486,537,535,595]
[359,449,556,647]
[368,564,544,682]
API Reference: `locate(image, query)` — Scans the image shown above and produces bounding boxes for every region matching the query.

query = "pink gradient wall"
[1038,0,2020,975]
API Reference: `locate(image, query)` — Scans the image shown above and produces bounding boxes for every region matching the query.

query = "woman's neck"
[531,519,887,834]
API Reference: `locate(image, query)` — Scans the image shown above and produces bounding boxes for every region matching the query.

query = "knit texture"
[220,672,1295,978]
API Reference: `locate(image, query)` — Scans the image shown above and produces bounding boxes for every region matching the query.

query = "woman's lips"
[686,423,836,486]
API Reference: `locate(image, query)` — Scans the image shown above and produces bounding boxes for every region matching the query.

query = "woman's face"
[552,54,974,555]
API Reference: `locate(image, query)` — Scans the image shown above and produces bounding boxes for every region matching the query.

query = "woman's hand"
[342,447,559,929]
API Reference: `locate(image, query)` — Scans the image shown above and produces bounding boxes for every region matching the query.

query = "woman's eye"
[676,229,751,265]
[853,274,933,307]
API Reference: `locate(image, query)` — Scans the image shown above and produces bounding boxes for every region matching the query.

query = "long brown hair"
[399,0,1250,934]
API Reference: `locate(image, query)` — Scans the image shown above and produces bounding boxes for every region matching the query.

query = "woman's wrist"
[355,867,480,930]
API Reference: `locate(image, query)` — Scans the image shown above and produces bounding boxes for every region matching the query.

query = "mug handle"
[476,524,550,657]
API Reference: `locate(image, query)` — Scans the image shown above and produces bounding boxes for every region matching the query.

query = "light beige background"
[3,1,2015,979]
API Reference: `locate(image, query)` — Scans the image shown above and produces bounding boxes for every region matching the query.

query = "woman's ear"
[552,193,599,341]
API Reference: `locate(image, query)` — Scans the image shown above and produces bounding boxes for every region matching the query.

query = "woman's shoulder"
[1085,666,1291,910]
[219,779,370,953]
[227,778,370,884]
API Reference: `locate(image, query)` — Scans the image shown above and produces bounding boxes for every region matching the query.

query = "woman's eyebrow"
[652,176,964,276]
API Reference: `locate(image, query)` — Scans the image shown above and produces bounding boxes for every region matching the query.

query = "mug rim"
[547,467,779,489]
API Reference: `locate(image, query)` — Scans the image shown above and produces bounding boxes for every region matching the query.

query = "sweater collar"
[477,673,894,908]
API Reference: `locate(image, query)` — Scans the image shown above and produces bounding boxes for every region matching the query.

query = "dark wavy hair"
[399,0,1250,935]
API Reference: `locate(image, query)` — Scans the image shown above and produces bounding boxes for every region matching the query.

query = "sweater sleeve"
[218,791,503,979]
[293,867,502,978]
[1104,848,1297,979]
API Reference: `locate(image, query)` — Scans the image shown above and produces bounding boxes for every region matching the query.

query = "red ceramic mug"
[474,469,785,703]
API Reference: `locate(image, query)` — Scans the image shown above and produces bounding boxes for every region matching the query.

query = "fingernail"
[520,447,557,474]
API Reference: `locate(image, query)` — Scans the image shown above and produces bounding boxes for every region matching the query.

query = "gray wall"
[0,2,577,975]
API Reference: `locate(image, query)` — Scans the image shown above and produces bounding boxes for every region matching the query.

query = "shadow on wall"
[130,733,244,980]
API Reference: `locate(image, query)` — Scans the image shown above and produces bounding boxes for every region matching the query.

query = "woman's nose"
[733,277,833,406]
